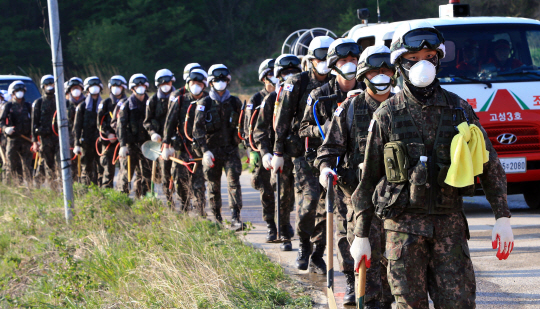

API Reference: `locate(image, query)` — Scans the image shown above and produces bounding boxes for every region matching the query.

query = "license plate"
[499,157,526,174]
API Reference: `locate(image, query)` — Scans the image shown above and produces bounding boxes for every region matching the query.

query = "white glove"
[262,153,273,170]
[271,155,284,172]
[119,146,129,159]
[107,133,117,142]
[162,147,175,160]
[492,217,514,260]
[203,151,215,168]
[151,133,162,142]
[73,146,82,155]
[4,126,14,135]
[319,167,337,188]
[350,236,371,271]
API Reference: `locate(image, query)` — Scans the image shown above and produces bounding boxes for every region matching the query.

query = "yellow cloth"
[444,122,489,188]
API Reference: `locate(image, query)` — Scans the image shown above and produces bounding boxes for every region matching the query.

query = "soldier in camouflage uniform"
[0,81,32,182]
[162,68,208,214]
[117,74,152,197]
[350,21,514,309]
[65,77,85,180]
[272,36,335,273]
[31,75,61,188]
[73,77,103,185]
[318,45,396,308]
[96,75,126,188]
[193,64,244,226]
[252,56,298,250]
[144,69,177,205]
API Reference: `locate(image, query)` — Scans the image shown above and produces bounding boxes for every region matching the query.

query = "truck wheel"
[523,182,540,209]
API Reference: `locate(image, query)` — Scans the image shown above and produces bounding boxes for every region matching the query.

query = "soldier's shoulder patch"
[170,96,178,103]
[197,105,205,111]
[247,103,253,110]
[98,103,103,110]
[120,103,126,110]
[368,119,375,132]
[334,107,344,117]
[307,95,313,106]
[284,84,294,92]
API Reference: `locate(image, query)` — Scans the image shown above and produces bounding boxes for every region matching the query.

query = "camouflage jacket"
[31,94,59,142]
[67,94,85,140]
[163,88,208,151]
[192,89,242,158]
[0,100,32,139]
[353,83,511,238]
[73,95,101,147]
[243,88,270,152]
[117,93,149,147]
[273,69,330,155]
[143,88,174,137]
[253,91,279,157]
[97,94,126,138]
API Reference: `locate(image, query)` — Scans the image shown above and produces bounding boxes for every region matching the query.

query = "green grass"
[0,183,311,308]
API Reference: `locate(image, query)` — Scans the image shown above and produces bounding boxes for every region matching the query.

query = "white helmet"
[66,77,83,93]
[154,68,176,86]
[183,63,203,80]
[305,36,335,60]
[129,73,149,90]
[357,45,395,80]
[186,68,208,87]
[274,54,301,78]
[40,74,55,88]
[8,80,26,95]
[83,76,103,92]
[0,89,10,102]
[108,75,128,89]
[208,64,231,83]
[258,59,275,82]
[390,20,446,65]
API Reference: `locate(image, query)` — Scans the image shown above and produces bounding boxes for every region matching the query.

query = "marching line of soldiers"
[0,20,515,309]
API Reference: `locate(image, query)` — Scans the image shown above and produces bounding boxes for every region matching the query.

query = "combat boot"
[266,220,277,243]
[343,271,356,305]
[213,209,223,224]
[295,238,312,270]
[309,242,327,274]
[231,208,246,230]
[279,226,292,251]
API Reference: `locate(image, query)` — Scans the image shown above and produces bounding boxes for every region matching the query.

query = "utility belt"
[374,141,474,220]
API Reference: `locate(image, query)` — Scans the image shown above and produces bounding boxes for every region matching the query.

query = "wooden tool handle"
[357,259,367,309]
[77,155,81,178]
[151,160,157,183]
[127,155,131,182]
[20,135,32,143]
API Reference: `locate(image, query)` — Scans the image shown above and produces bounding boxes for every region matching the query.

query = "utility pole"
[47,0,74,223]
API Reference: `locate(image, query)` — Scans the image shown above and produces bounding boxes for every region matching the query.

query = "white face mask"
[213,81,227,91]
[268,76,279,84]
[15,91,24,99]
[89,85,100,95]
[111,86,123,96]
[160,84,172,93]
[368,74,392,94]
[45,85,54,91]
[135,86,146,95]
[337,62,357,80]
[190,84,203,96]
[407,60,437,88]
[71,88,82,98]
[315,61,331,75]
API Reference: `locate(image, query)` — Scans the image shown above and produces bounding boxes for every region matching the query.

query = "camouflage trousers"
[38,135,61,189]
[78,141,100,186]
[204,150,242,214]
[157,157,174,204]
[347,209,393,304]
[99,141,117,189]
[251,153,294,226]
[5,137,32,182]
[117,144,152,198]
[385,213,475,308]
[173,155,206,215]
[292,156,324,244]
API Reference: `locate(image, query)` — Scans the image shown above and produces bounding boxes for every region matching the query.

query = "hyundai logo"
[497,133,517,145]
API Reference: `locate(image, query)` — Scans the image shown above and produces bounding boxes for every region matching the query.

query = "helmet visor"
[311,48,329,60]
[211,68,230,78]
[188,71,206,83]
[109,79,125,87]
[68,79,83,88]
[402,28,443,51]
[366,53,393,68]
[334,43,361,58]
[276,56,301,68]
[42,77,55,85]
[132,77,148,86]
[13,84,26,92]
[157,75,173,85]
[87,78,102,87]
[266,59,275,69]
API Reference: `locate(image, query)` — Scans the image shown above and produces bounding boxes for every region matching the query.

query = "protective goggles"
[366,53,393,68]
[308,48,329,60]
[395,28,444,52]
[276,56,301,68]
[109,79,125,87]
[12,84,26,91]
[132,77,148,86]
[42,78,55,85]
[265,59,275,69]
[86,78,102,86]
[188,71,207,82]
[333,43,361,58]
[67,79,83,88]
[157,75,174,85]
[211,68,230,78]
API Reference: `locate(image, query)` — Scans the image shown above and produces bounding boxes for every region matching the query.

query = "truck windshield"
[436,24,540,84]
